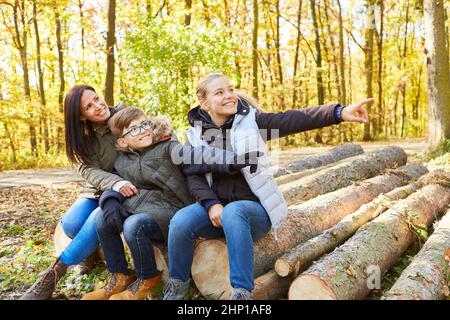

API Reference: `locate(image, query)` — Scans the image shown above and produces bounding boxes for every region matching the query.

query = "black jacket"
[186,100,342,209]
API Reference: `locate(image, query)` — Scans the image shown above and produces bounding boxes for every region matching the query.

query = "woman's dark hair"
[64,84,99,164]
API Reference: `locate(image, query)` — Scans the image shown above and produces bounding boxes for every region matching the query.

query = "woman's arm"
[256,98,371,140]
[256,103,340,139]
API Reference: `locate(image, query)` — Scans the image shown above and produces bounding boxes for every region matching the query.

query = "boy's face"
[117,115,153,151]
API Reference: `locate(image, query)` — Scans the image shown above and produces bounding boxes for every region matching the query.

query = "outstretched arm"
[256,98,372,140]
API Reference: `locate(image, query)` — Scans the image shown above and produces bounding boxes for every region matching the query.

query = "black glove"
[99,191,129,234]
[230,151,264,174]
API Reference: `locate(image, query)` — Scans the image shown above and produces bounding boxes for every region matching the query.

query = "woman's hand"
[208,203,224,228]
[119,182,139,197]
[341,98,373,124]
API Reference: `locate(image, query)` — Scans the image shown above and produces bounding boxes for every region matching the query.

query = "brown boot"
[74,247,100,275]
[81,272,136,300]
[19,258,68,300]
[109,274,161,300]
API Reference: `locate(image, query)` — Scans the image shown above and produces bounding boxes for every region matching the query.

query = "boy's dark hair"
[108,107,146,138]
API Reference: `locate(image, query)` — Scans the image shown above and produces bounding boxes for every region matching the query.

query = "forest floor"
[1,137,449,300]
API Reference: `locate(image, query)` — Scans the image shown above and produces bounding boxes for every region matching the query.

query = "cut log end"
[192,239,231,300]
[54,222,72,257]
[274,259,292,277]
[289,275,337,300]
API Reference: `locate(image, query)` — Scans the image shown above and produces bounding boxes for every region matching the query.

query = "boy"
[81,107,259,300]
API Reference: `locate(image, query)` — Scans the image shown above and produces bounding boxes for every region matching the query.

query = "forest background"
[0,0,449,171]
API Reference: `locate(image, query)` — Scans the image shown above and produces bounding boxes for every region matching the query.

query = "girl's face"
[79,90,110,123]
[200,77,238,125]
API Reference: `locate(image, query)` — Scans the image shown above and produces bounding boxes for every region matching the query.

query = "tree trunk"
[376,0,384,137]
[33,0,49,153]
[104,0,116,106]
[191,164,425,299]
[310,0,324,104]
[280,146,407,206]
[289,183,450,300]
[55,9,65,152]
[184,0,192,26]
[424,0,450,147]
[292,0,303,108]
[276,168,440,278]
[253,270,295,300]
[273,143,364,181]
[337,0,346,105]
[363,0,374,141]
[252,0,259,99]
[383,208,450,300]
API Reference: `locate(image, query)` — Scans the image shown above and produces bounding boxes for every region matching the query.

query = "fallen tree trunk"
[191,164,426,299]
[273,143,364,178]
[253,270,295,300]
[53,221,168,281]
[275,170,443,278]
[383,208,450,300]
[280,146,407,205]
[288,183,450,300]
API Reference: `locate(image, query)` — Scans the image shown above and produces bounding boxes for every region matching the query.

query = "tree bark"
[424,0,450,147]
[310,0,324,104]
[55,8,65,152]
[363,0,374,141]
[289,183,450,300]
[337,0,346,105]
[104,0,116,106]
[191,164,426,299]
[280,146,407,205]
[252,0,259,99]
[383,208,450,300]
[33,0,49,153]
[276,168,441,278]
[273,143,364,181]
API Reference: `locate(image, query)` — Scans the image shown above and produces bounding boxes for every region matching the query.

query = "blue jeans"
[96,211,164,279]
[168,200,271,292]
[59,198,100,265]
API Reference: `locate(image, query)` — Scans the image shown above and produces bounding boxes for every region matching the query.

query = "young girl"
[164,73,371,300]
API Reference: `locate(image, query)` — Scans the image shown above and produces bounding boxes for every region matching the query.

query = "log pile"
[191,163,428,299]
[53,144,450,300]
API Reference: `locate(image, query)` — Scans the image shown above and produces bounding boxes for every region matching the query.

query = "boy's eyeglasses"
[122,120,153,137]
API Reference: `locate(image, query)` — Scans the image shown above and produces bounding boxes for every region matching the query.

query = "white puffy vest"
[187,107,288,236]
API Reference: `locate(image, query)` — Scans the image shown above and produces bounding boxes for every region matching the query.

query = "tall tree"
[337,0,346,105]
[310,0,324,105]
[292,0,303,108]
[55,7,65,151]
[424,0,450,146]
[104,0,116,106]
[363,0,375,141]
[252,0,259,99]
[33,0,49,153]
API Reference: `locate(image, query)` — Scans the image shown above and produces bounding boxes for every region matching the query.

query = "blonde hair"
[195,73,264,112]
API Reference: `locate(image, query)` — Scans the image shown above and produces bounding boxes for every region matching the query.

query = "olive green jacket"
[77,103,126,199]
[115,139,193,240]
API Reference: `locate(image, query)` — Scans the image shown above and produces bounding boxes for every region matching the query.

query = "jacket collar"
[187,99,250,128]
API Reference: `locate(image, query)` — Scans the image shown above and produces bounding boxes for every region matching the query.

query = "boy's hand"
[341,98,372,124]
[119,182,139,197]
[208,203,224,228]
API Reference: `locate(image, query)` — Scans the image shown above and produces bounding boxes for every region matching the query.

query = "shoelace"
[129,278,144,294]
[163,280,177,298]
[104,274,118,293]
[29,268,58,295]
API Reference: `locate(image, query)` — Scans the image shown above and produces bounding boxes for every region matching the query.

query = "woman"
[20,85,138,300]
[163,73,372,300]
